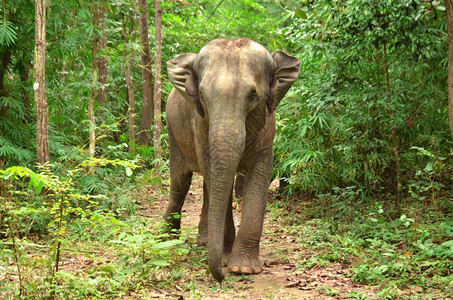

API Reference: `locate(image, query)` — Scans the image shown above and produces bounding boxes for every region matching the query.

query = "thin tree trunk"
[153,0,162,170]
[34,0,50,164]
[0,49,12,118]
[89,1,99,157]
[122,1,137,152]
[383,43,402,206]
[97,1,108,106]
[137,0,154,145]
[89,70,97,157]
[446,0,453,141]
[20,61,32,122]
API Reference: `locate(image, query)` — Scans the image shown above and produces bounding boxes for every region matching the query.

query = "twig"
[55,192,65,273]
[208,0,225,19]
[7,219,23,296]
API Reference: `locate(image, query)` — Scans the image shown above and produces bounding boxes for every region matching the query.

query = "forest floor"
[3,173,451,299]
[138,174,378,299]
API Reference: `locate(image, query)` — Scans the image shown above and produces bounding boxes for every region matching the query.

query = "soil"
[141,175,378,299]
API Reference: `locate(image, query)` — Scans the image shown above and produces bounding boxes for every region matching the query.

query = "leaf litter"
[139,175,378,299]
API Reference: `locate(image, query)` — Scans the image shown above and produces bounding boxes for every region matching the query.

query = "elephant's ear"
[269,51,301,113]
[167,53,205,117]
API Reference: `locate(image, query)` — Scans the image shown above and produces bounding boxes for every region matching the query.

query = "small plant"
[0,157,140,297]
[317,284,339,297]
[408,147,450,214]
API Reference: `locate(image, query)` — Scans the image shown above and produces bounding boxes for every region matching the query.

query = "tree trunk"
[446,0,453,141]
[383,43,402,206]
[0,49,12,118]
[20,61,32,122]
[153,0,162,170]
[97,1,108,106]
[34,0,50,164]
[89,0,99,157]
[137,0,154,145]
[122,1,138,152]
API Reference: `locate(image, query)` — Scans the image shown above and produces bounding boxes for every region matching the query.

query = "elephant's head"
[167,38,300,282]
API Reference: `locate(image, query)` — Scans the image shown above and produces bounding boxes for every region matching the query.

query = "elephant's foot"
[197,218,208,246]
[222,252,230,267]
[196,235,208,246]
[163,217,181,237]
[228,255,262,274]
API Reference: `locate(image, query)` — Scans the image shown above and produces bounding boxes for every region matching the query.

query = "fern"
[0,137,33,165]
[0,19,17,46]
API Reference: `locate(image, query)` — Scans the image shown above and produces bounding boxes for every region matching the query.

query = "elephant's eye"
[250,91,258,101]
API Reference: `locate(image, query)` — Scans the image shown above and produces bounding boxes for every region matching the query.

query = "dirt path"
[145,175,377,299]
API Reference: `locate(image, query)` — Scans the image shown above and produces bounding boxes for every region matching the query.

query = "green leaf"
[125,166,133,177]
[424,162,433,172]
[0,20,17,47]
[442,240,453,247]
[295,9,307,19]
[35,180,45,196]
[152,239,183,250]
[147,259,170,267]
[29,172,38,188]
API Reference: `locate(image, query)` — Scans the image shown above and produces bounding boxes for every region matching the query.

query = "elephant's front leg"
[228,150,273,274]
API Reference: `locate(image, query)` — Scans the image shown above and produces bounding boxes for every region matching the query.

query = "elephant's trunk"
[207,117,245,283]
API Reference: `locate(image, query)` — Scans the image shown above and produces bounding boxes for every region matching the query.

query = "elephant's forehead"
[196,39,272,80]
[199,38,267,54]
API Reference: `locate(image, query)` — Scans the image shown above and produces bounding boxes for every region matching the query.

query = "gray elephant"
[163,38,300,283]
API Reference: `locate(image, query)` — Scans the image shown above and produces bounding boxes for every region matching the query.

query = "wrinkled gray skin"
[163,38,300,283]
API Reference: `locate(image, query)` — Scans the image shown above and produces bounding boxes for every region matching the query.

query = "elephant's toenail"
[230,266,240,273]
[240,266,253,274]
[253,266,262,273]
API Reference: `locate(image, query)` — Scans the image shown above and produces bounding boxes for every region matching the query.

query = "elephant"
[163,38,300,283]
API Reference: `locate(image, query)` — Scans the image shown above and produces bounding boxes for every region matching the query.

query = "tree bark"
[122,1,138,152]
[383,43,402,206]
[34,0,50,164]
[137,0,154,145]
[89,0,99,157]
[153,0,162,170]
[446,0,453,141]
[97,1,108,106]
[20,61,32,122]
[0,49,12,118]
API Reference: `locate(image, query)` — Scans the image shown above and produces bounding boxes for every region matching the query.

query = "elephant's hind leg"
[197,182,209,246]
[164,170,193,234]
[164,125,193,233]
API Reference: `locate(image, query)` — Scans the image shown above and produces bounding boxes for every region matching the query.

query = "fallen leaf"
[403,251,413,258]
[285,279,300,288]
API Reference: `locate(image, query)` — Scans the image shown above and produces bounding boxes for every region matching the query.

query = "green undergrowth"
[0,159,247,299]
[1,157,452,298]
[267,189,453,299]
[0,158,192,298]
